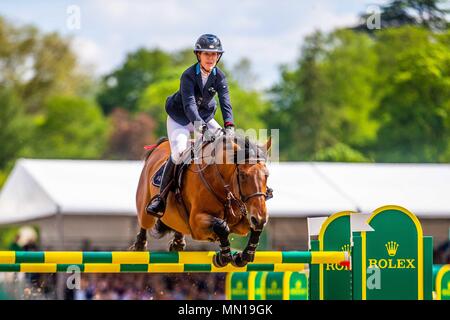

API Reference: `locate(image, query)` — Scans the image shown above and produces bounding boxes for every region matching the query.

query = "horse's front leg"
[231,229,262,267]
[211,217,233,267]
[190,214,232,268]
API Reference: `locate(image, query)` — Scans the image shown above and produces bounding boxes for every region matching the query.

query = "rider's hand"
[225,122,235,136]
[194,121,207,134]
[203,127,216,142]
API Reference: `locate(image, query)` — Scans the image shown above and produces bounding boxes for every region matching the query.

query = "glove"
[194,121,207,134]
[224,122,235,136]
[203,127,216,142]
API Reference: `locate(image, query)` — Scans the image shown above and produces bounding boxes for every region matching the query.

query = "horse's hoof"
[169,239,186,252]
[128,241,147,251]
[231,252,248,268]
[212,252,231,268]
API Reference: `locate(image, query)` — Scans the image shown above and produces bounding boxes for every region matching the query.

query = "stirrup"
[146,196,166,218]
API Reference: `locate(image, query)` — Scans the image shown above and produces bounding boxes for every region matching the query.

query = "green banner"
[435,265,450,300]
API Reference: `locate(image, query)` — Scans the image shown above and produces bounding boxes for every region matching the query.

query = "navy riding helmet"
[194,34,224,62]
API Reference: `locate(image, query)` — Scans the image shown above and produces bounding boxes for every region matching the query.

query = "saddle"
[151,130,222,192]
[150,153,191,190]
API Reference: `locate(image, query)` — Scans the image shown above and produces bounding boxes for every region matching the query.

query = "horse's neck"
[199,140,238,190]
[206,163,236,192]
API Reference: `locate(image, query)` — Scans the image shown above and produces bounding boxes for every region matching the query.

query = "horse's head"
[219,134,272,231]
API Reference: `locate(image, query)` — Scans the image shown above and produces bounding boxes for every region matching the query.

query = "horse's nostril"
[251,216,258,226]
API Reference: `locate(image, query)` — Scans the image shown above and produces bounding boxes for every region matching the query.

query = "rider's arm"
[216,71,234,127]
[180,73,204,129]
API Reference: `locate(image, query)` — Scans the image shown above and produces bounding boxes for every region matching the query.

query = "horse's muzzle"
[250,215,267,231]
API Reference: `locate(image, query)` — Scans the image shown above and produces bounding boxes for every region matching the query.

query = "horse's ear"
[264,136,272,152]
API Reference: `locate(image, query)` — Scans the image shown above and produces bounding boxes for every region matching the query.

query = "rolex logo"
[385,241,399,256]
[341,244,351,254]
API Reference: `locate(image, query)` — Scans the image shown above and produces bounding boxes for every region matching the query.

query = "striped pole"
[0,251,349,264]
[0,263,308,273]
[0,251,349,273]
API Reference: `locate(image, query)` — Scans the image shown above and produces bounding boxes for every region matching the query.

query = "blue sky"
[0,0,389,88]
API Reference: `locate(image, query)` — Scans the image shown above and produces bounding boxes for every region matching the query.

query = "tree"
[97,48,194,114]
[24,96,108,159]
[0,88,30,169]
[268,30,379,161]
[373,27,450,162]
[138,78,179,138]
[138,73,270,138]
[354,0,449,32]
[0,17,93,113]
[104,108,157,160]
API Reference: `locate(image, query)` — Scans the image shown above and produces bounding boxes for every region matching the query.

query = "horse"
[131,130,272,268]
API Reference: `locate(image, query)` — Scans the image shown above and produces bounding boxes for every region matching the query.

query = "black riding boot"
[146,157,176,217]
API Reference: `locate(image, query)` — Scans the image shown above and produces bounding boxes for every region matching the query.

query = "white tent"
[1,159,450,225]
[0,158,449,250]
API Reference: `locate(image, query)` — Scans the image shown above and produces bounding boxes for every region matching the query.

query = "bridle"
[235,164,272,202]
[194,137,273,221]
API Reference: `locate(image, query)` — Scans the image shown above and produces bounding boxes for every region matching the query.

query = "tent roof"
[0,159,449,224]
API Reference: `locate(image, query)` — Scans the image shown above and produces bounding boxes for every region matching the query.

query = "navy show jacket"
[165,63,233,126]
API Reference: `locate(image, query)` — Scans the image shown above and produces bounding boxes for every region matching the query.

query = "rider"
[146,34,235,217]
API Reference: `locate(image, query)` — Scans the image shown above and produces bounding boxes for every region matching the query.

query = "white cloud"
[71,36,109,75]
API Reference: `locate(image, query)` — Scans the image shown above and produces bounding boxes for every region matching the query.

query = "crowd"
[66,273,226,300]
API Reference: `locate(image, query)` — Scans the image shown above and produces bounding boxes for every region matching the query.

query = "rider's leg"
[146,117,190,217]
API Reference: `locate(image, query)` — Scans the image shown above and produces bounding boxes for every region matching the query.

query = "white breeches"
[167,116,222,163]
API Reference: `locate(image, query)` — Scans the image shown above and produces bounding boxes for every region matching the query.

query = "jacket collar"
[195,63,217,76]
[195,63,216,93]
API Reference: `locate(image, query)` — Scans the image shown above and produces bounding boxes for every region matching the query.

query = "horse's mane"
[217,132,268,163]
[142,132,268,164]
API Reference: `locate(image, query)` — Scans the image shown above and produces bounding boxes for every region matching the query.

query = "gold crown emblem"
[341,244,351,254]
[237,281,243,289]
[385,241,399,256]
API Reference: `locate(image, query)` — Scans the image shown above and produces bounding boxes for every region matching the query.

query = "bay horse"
[132,130,272,267]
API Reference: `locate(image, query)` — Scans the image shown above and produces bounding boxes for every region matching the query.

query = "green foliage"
[220,80,269,131]
[138,78,179,137]
[269,26,450,162]
[0,226,20,250]
[0,88,31,169]
[137,57,269,137]
[1,14,449,167]
[354,0,449,32]
[0,170,8,189]
[269,30,378,161]
[314,143,371,162]
[373,27,450,162]
[23,96,108,159]
[0,17,93,113]
[98,48,193,114]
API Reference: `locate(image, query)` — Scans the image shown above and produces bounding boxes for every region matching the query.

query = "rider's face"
[198,52,219,72]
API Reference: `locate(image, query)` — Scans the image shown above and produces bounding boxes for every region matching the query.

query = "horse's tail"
[143,137,169,162]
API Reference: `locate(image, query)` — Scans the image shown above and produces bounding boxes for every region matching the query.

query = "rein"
[194,140,272,223]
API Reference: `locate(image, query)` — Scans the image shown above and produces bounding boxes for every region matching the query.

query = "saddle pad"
[151,160,167,187]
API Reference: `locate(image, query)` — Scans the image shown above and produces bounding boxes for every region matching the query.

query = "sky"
[0,0,389,88]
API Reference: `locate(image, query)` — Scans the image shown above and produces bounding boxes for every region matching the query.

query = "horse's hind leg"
[129,228,147,251]
[168,232,186,252]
